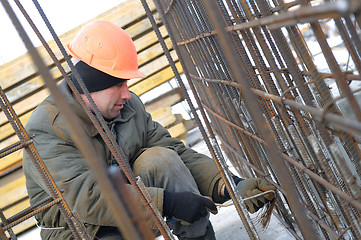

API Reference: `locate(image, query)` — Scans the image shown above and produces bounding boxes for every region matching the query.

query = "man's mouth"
[114,104,124,110]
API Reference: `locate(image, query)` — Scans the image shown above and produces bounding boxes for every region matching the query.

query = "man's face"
[81,81,131,120]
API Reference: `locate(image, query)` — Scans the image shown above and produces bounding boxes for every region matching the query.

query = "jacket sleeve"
[24,118,163,227]
[139,98,222,198]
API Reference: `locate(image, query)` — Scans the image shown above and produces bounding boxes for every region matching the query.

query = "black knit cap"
[70,61,127,94]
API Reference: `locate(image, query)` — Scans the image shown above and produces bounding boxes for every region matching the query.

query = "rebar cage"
[145,0,361,239]
[1,0,361,239]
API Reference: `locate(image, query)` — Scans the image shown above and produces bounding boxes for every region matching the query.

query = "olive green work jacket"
[23,80,222,239]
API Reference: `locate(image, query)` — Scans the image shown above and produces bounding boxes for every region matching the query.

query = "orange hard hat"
[67,20,145,79]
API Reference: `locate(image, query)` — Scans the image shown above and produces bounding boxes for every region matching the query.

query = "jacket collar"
[58,80,136,137]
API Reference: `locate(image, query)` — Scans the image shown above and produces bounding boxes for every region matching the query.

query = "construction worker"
[22,20,276,240]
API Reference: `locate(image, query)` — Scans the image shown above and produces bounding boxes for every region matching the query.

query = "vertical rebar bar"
[1,0,153,239]
[202,1,319,239]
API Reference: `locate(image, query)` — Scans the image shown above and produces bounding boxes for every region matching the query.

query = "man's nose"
[120,82,131,100]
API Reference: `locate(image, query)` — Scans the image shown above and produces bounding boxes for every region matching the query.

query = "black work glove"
[163,191,218,225]
[236,178,276,213]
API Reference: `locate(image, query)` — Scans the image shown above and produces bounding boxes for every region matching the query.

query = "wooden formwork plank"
[0,176,27,209]
[0,89,50,126]
[0,169,23,187]
[145,88,184,113]
[3,59,68,103]
[150,107,176,128]
[5,75,50,104]
[129,50,179,87]
[106,1,155,33]
[3,198,30,216]
[0,112,32,141]
[1,55,93,98]
[168,122,187,138]
[138,37,172,66]
[124,12,161,39]
[0,149,23,175]
[3,198,35,235]
[134,25,168,53]
[130,61,182,96]
[0,135,19,150]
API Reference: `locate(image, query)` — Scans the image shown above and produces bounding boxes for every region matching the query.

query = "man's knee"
[132,147,180,176]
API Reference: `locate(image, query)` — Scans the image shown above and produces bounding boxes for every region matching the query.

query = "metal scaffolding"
[141,0,361,239]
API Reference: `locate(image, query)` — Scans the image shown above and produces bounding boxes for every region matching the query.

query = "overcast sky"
[0,0,122,65]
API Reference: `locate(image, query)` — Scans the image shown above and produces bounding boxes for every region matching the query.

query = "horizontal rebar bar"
[3,0,151,238]
[228,1,360,31]
[155,0,361,238]
[0,139,33,158]
[176,2,361,47]
[252,88,361,137]
[4,195,54,224]
[191,73,361,136]
[2,198,62,231]
[201,99,361,210]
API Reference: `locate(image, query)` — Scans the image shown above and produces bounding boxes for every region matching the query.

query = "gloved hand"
[163,191,218,225]
[236,178,276,213]
[224,176,243,199]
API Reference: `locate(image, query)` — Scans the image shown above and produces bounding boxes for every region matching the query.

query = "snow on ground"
[17,225,40,239]
[210,204,294,240]
[156,201,294,240]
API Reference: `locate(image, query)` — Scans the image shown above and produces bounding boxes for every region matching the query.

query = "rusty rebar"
[5,195,53,224]
[3,198,62,231]
[0,209,16,239]
[2,0,154,238]
[151,0,361,238]
[154,0,261,238]
[31,1,170,237]
[0,139,32,158]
